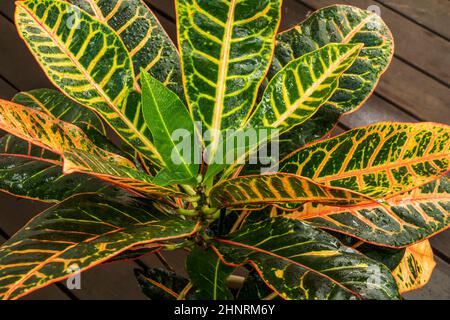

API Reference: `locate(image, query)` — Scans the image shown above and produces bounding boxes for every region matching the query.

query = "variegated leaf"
[209,173,375,209]
[271,5,394,114]
[186,247,234,300]
[280,123,450,199]
[290,178,450,247]
[68,0,183,98]
[12,89,128,156]
[176,0,282,155]
[15,0,162,165]
[63,150,183,198]
[272,4,394,157]
[0,89,130,202]
[393,240,436,294]
[12,89,105,134]
[0,194,199,300]
[0,99,133,168]
[212,217,400,300]
[0,134,125,202]
[249,43,361,130]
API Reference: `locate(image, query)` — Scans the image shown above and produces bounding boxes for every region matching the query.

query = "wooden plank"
[0,77,18,100]
[70,262,146,300]
[430,231,450,263]
[340,95,417,127]
[376,58,450,124]
[0,0,14,21]
[0,16,53,91]
[20,285,70,300]
[377,0,450,40]
[300,0,450,85]
[0,193,49,234]
[403,256,450,300]
[283,0,450,124]
[147,0,176,18]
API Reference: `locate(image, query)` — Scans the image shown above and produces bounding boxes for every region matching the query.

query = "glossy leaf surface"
[291,178,450,247]
[15,0,162,164]
[186,247,234,300]
[13,89,105,134]
[141,72,199,185]
[272,4,394,154]
[69,0,183,98]
[0,135,124,202]
[250,43,361,130]
[0,89,124,202]
[393,240,436,294]
[280,123,450,199]
[0,194,199,300]
[176,0,282,154]
[272,5,394,114]
[0,99,132,168]
[63,150,183,198]
[135,267,191,300]
[212,217,400,300]
[210,173,374,209]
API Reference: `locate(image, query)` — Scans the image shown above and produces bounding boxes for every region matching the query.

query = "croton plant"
[0,0,448,300]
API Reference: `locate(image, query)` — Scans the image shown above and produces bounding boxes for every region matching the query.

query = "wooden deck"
[0,0,449,300]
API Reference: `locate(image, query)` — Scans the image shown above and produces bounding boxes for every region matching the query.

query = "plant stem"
[177,208,199,217]
[262,292,279,300]
[177,282,193,300]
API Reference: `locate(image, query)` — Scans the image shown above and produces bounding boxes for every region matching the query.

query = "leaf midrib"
[149,87,196,176]
[2,219,199,300]
[214,239,361,299]
[210,0,237,155]
[18,3,162,163]
[270,45,360,128]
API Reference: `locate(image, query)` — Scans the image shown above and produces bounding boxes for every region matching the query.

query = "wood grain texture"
[376,58,450,123]
[301,0,450,85]
[377,0,450,40]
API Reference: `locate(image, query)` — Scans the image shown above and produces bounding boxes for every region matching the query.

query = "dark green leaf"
[0,194,199,300]
[186,247,234,300]
[212,217,400,300]
[0,135,125,202]
[135,267,191,300]
[270,5,394,153]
